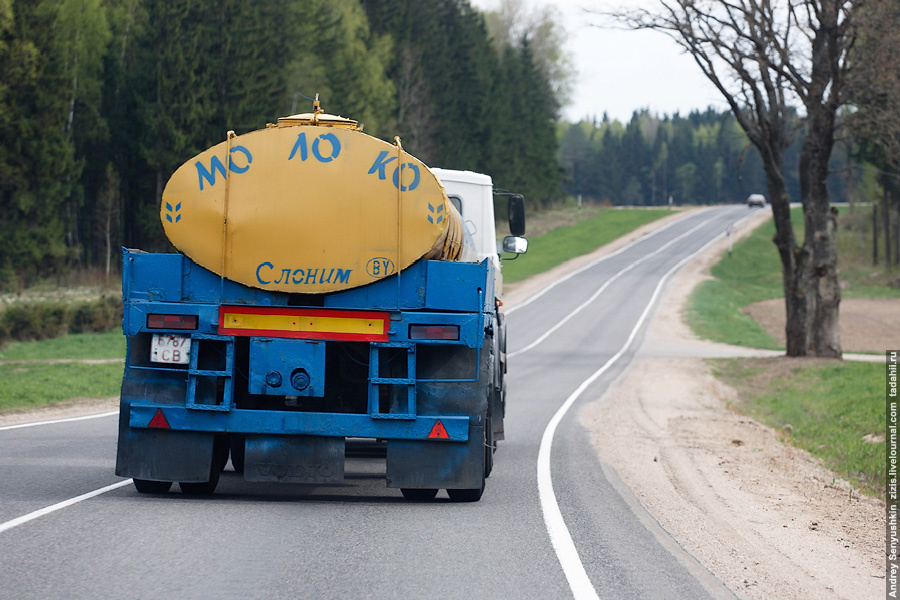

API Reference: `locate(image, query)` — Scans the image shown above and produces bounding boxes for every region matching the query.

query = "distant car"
[746,194,766,208]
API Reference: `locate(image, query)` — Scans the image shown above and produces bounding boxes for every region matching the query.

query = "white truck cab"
[431,168,527,298]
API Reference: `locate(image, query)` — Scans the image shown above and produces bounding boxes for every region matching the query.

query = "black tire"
[401,488,439,501]
[179,466,220,495]
[213,434,230,473]
[448,424,487,502]
[229,435,245,473]
[133,479,172,494]
[447,485,484,502]
[484,416,494,478]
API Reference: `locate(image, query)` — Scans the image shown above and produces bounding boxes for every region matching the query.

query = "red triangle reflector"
[427,420,449,439]
[148,408,171,429]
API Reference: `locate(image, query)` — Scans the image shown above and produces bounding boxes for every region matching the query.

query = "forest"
[0,0,561,289]
[0,0,895,290]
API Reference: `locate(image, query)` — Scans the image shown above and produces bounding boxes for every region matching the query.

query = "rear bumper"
[127,404,469,441]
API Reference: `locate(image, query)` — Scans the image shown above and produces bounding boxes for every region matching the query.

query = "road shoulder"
[580,211,883,600]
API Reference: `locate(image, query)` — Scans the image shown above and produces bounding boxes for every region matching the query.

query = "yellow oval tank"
[160,111,466,293]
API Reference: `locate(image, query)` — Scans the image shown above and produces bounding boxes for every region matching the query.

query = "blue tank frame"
[116,249,496,489]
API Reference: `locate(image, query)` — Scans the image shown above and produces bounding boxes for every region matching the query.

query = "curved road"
[1,205,753,599]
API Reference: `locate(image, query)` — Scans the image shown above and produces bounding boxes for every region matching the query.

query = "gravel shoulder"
[578,210,884,600]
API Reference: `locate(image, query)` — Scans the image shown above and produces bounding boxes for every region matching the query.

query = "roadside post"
[726,222,736,257]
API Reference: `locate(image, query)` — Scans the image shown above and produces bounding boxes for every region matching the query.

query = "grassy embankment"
[690,206,894,496]
[0,331,125,412]
[0,206,676,414]
[501,207,675,284]
[688,206,900,349]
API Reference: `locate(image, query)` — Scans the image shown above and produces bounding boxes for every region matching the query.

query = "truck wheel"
[229,435,245,473]
[213,434,230,473]
[133,479,172,494]
[447,484,484,502]
[179,468,220,495]
[448,426,487,502]
[401,488,438,501]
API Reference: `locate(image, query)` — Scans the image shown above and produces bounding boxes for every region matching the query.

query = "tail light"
[147,314,198,330]
[409,325,459,341]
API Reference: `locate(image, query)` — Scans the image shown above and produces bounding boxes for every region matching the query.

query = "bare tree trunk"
[764,149,813,356]
[800,105,842,358]
[813,207,841,356]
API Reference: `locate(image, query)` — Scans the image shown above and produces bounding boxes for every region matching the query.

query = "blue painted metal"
[249,338,325,396]
[122,249,493,315]
[123,251,183,302]
[185,333,234,411]
[368,342,417,419]
[118,248,495,489]
[128,405,469,441]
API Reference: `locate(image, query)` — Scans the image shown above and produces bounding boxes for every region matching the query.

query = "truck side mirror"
[501,236,528,255]
[508,195,525,237]
[499,235,528,260]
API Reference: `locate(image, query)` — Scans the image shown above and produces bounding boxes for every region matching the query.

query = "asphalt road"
[0,205,754,600]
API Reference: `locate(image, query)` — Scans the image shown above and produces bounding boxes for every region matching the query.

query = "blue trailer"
[115,152,527,502]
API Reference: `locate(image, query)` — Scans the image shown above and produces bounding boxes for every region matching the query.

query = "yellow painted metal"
[221,311,385,336]
[161,114,466,293]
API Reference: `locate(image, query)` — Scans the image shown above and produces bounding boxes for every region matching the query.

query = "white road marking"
[0,410,119,432]
[533,207,754,599]
[505,209,694,316]
[508,211,722,359]
[0,479,133,534]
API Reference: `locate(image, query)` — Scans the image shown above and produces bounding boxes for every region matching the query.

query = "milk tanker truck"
[115,102,527,502]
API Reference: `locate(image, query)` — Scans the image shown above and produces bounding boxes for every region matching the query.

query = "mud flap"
[243,435,345,484]
[385,422,484,490]
[115,427,215,483]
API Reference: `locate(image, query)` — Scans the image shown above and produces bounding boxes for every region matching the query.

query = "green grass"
[0,330,125,361]
[502,208,675,284]
[836,205,900,299]
[686,213,791,349]
[0,331,124,412]
[688,205,900,349]
[0,362,123,411]
[711,358,885,496]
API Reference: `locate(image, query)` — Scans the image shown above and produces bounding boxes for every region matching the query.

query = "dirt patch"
[744,297,900,354]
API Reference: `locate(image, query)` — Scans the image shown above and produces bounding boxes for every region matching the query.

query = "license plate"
[150,334,191,364]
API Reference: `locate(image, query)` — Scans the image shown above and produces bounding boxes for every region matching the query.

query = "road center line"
[535,207,755,599]
[506,209,697,316]
[0,479,133,534]
[0,410,119,431]
[508,211,722,359]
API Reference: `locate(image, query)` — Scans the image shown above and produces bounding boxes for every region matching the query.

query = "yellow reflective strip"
[223,312,384,335]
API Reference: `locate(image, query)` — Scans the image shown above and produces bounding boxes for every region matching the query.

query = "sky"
[470,0,728,123]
